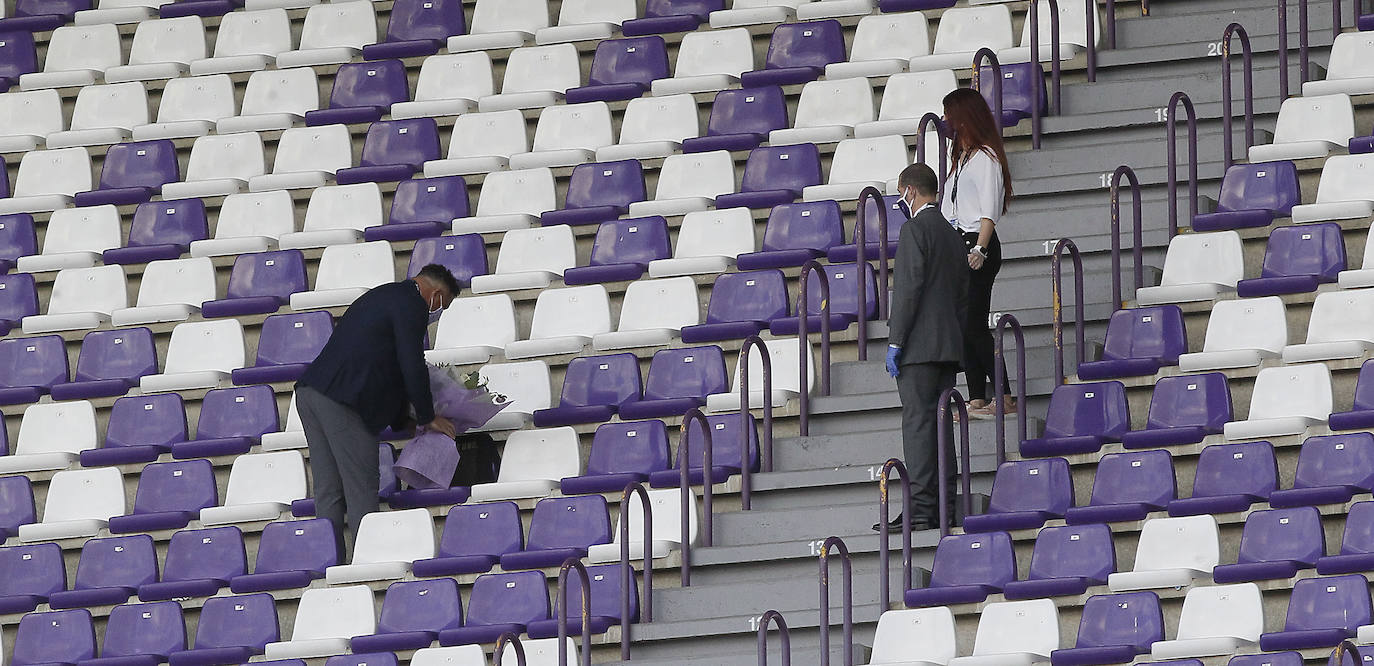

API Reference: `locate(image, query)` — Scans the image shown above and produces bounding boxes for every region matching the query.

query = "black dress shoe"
[872,516,933,532]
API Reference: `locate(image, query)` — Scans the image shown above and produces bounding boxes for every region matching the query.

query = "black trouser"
[897,361,960,525]
[962,230,1009,401]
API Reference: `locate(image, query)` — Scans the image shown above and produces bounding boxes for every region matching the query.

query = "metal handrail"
[1278,0,1311,97]
[936,388,972,536]
[1333,0,1356,37]
[1105,0,1149,49]
[1027,0,1063,148]
[757,610,792,666]
[818,536,854,666]
[1051,238,1086,385]
[1085,0,1099,81]
[993,314,1029,464]
[556,558,592,666]
[972,48,1005,140]
[739,334,774,496]
[1220,23,1255,169]
[915,113,949,200]
[679,407,713,587]
[855,185,891,362]
[494,633,527,666]
[798,259,833,437]
[617,481,653,660]
[876,458,913,611]
[1108,165,1144,309]
[1165,91,1198,237]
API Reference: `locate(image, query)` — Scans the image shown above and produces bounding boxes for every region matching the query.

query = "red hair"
[942,88,1014,214]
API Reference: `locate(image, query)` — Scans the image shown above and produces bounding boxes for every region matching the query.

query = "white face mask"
[901,189,919,213]
[427,292,444,324]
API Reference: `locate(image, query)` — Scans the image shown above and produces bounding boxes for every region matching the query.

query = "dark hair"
[942,88,1014,214]
[897,163,940,198]
[417,264,460,298]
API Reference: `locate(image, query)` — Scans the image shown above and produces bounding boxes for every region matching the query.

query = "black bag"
[450,431,501,486]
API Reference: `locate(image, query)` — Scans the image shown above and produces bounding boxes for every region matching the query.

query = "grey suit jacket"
[887,205,970,365]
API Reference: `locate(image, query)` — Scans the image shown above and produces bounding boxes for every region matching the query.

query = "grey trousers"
[296,385,379,562]
[896,361,959,525]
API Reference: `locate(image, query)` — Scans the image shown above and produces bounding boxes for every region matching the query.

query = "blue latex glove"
[886,346,901,378]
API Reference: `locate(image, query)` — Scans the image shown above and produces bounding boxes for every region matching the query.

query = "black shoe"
[872,516,933,532]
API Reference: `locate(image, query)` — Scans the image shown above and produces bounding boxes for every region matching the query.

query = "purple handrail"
[1085,0,1098,81]
[494,633,527,666]
[993,314,1028,464]
[914,113,950,200]
[935,388,972,536]
[1108,165,1144,310]
[617,481,653,660]
[1278,0,1311,98]
[757,610,792,666]
[1105,0,1149,49]
[1051,238,1086,385]
[971,48,1005,141]
[798,260,832,437]
[556,558,592,666]
[679,407,713,586]
[1026,0,1063,148]
[1165,91,1198,238]
[1220,23,1255,170]
[738,334,775,500]
[817,536,854,666]
[855,185,891,363]
[876,458,913,611]
[1334,0,1357,37]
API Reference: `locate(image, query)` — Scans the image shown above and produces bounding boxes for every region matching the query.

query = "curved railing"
[1165,91,1198,237]
[1051,238,1086,385]
[617,481,653,660]
[739,334,774,507]
[798,259,833,437]
[936,388,972,536]
[855,185,891,364]
[1105,0,1149,48]
[817,536,854,666]
[494,632,527,666]
[993,314,1029,464]
[679,407,713,586]
[972,48,1005,140]
[915,113,949,199]
[756,610,792,666]
[875,458,913,611]
[1108,165,1144,309]
[556,558,592,666]
[1220,23,1255,169]
[1026,0,1063,148]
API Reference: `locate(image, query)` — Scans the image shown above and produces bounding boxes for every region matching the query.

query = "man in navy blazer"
[296,263,461,557]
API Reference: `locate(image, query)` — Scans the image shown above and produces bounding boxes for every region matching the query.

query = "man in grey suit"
[879,162,970,531]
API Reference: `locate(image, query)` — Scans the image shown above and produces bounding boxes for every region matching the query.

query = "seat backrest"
[1306,289,1374,345]
[851,12,931,62]
[72,534,156,592]
[643,346,727,402]
[290,585,376,642]
[128,15,204,66]
[163,319,245,375]
[224,249,308,301]
[529,285,612,340]
[1087,450,1174,508]
[40,204,121,256]
[705,86,787,138]
[587,216,671,268]
[970,599,1059,658]
[1145,372,1232,431]
[0,334,67,392]
[494,225,576,276]
[43,467,125,524]
[434,294,516,350]
[376,578,463,635]
[869,607,956,665]
[1259,223,1346,280]
[828,135,908,184]
[587,35,668,87]
[556,0,634,25]
[1191,440,1278,500]
[436,501,524,558]
[0,542,65,599]
[273,125,353,176]
[933,5,1014,54]
[240,67,318,117]
[72,326,157,384]
[550,563,637,625]
[705,269,789,324]
[1292,432,1374,492]
[447,109,528,160]
[986,458,1074,516]
[1074,592,1163,650]
[184,132,265,182]
[678,412,759,474]
[410,646,487,666]
[212,8,291,58]
[563,159,646,211]
[619,94,698,145]
[674,26,753,78]
[0,475,34,532]
[302,182,383,233]
[616,277,699,333]
[1020,0,1100,49]
[161,525,246,582]
[478,360,552,416]
[351,507,436,565]
[1158,231,1244,287]
[13,609,97,665]
[297,1,376,51]
[254,311,331,367]
[497,427,582,483]
[43,23,121,73]
[136,257,217,308]
[644,0,722,20]
[0,272,38,323]
[1249,363,1333,422]
[1215,161,1302,215]
[314,241,395,291]
[14,147,93,198]
[0,31,37,84]
[1242,507,1325,569]
[1271,94,1354,146]
[252,517,339,575]
[877,69,961,122]
[215,191,296,241]
[736,144,821,198]
[586,420,671,477]
[394,176,472,231]
[17,399,96,456]
[762,19,845,70]
[1283,574,1372,632]
[1175,583,1263,642]
[794,77,874,129]
[1132,514,1220,572]
[1040,381,1130,440]
[413,53,493,105]
[762,200,844,252]
[0,213,37,264]
[47,264,127,316]
[127,196,205,250]
[193,593,279,652]
[223,450,307,507]
[328,59,409,111]
[197,385,279,440]
[654,151,734,201]
[465,570,549,627]
[928,532,1016,589]
[358,118,440,169]
[673,208,755,259]
[0,89,62,138]
[501,43,580,94]
[155,73,236,123]
[383,0,465,44]
[1026,524,1115,583]
[556,353,643,409]
[1326,31,1374,81]
[620,487,699,546]
[1315,153,1374,203]
[526,495,610,551]
[1099,305,1187,364]
[727,338,815,397]
[106,393,187,449]
[531,101,614,153]
[469,0,549,34]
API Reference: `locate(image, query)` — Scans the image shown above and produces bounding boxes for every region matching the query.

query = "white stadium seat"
[326,508,437,584]
[706,338,815,412]
[1303,31,1374,96]
[250,124,353,192]
[866,607,957,666]
[1248,94,1355,162]
[161,132,267,200]
[469,427,581,501]
[140,319,247,392]
[798,0,878,20]
[260,394,307,452]
[0,89,63,153]
[74,0,161,25]
[0,147,93,214]
[825,13,928,80]
[474,360,552,431]
[111,257,217,326]
[1290,154,1374,223]
[469,225,576,293]
[948,599,1059,666]
[535,0,636,45]
[803,135,907,201]
[504,285,612,359]
[21,265,127,334]
[290,241,395,311]
[411,646,487,666]
[1282,290,1374,363]
[909,6,1015,72]
[447,0,550,53]
[501,638,580,666]
[217,68,320,134]
[133,74,236,141]
[18,467,124,542]
[1107,515,1220,591]
[278,183,383,250]
[46,81,148,149]
[593,277,700,350]
[426,294,518,366]
[509,101,615,170]
[423,110,529,178]
[391,53,495,120]
[596,94,700,161]
[275,1,377,69]
[20,24,122,90]
[648,208,756,277]
[1150,584,1263,659]
[1177,297,1287,372]
[857,69,959,139]
[188,8,293,76]
[1340,227,1374,288]
[629,151,735,217]
[190,190,296,258]
[710,0,803,28]
[1134,232,1244,305]
[16,205,122,273]
[200,450,308,524]
[651,28,753,96]
[999,0,1101,64]
[1223,363,1333,440]
[478,44,581,112]
[449,167,555,235]
[771,78,876,145]
[588,487,700,562]
[105,16,206,82]
[264,586,376,660]
[0,401,98,474]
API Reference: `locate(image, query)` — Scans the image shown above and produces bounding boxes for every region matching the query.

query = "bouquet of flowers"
[393,364,511,490]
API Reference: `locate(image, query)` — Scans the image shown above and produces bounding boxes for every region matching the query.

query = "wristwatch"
[970,245,987,258]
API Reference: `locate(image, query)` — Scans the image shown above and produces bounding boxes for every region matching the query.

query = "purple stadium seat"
[649,412,759,488]
[979,62,1048,128]
[108,459,217,533]
[362,0,465,60]
[80,393,187,467]
[0,156,8,198]
[366,176,469,243]
[201,250,309,319]
[1269,433,1374,508]
[715,144,823,211]
[681,87,788,153]
[335,119,441,185]
[1049,592,1163,666]
[437,570,550,646]
[138,526,246,601]
[0,31,36,91]
[620,346,728,420]
[680,269,790,343]
[540,160,647,227]
[0,0,90,33]
[770,262,878,335]
[1212,506,1324,583]
[563,217,671,285]
[1167,441,1277,516]
[158,0,241,18]
[500,496,611,570]
[412,502,523,578]
[350,578,463,653]
[0,272,37,335]
[1318,502,1374,574]
[527,563,639,638]
[826,194,908,263]
[1329,360,1374,431]
[736,200,844,270]
[1229,654,1301,666]
[1064,450,1175,525]
[0,543,65,614]
[1076,307,1188,380]
[231,311,332,385]
[0,213,37,273]
[1192,162,1301,231]
[12,609,97,666]
[1120,373,1232,449]
[740,20,845,88]
[560,420,671,495]
[962,458,1075,533]
[1236,223,1346,297]
[230,518,339,593]
[532,353,643,427]
[1259,575,1370,650]
[1021,382,1130,457]
[903,532,1016,607]
[172,385,280,459]
[327,656,396,666]
[406,234,487,287]
[49,328,156,401]
[622,0,722,35]
[306,61,410,127]
[83,601,186,666]
[73,141,180,208]
[567,37,670,104]
[1006,524,1117,599]
[0,334,68,405]
[0,475,34,540]
[169,593,279,666]
[48,535,157,610]
[103,199,208,265]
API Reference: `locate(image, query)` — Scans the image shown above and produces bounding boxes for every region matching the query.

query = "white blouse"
[940,149,1006,233]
